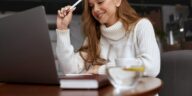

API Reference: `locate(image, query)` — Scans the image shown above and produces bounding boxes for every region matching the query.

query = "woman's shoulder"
[133,18,153,31]
[136,18,152,27]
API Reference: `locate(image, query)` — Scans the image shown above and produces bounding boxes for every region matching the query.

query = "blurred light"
[180,28,184,32]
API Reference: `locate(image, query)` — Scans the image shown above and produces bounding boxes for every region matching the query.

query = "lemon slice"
[123,67,145,72]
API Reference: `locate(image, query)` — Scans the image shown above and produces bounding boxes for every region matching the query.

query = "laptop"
[0,6,59,85]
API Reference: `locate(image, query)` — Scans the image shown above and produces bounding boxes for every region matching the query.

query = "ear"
[114,0,122,7]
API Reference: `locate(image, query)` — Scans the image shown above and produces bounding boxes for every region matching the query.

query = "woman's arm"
[56,29,86,74]
[134,18,160,77]
[56,6,88,74]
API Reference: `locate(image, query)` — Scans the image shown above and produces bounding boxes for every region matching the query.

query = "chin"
[98,20,107,25]
[99,22,104,25]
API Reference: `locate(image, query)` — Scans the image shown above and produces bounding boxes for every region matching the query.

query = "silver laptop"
[0,6,59,85]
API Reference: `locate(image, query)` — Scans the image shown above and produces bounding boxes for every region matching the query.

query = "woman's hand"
[85,65,100,74]
[57,6,75,30]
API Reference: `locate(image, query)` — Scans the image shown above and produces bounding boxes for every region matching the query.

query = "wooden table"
[0,77,162,96]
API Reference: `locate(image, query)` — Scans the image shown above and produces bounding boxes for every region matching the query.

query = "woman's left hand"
[85,65,100,74]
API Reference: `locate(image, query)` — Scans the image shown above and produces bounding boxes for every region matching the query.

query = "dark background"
[0,0,190,14]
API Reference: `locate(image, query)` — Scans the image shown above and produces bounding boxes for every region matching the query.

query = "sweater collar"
[100,21,126,41]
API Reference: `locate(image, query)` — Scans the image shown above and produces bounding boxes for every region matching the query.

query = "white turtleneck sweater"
[56,18,160,77]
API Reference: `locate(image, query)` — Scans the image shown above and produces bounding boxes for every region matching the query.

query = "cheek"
[107,7,117,16]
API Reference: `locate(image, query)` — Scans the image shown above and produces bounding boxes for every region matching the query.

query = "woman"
[56,0,160,77]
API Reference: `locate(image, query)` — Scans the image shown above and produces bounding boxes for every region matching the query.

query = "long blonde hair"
[80,0,140,70]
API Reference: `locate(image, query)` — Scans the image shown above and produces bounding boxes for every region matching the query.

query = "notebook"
[60,74,110,89]
[0,6,59,85]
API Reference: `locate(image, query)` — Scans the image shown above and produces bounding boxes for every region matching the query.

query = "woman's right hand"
[57,6,75,30]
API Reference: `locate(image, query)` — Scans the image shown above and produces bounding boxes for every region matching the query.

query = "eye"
[98,2,103,4]
[89,3,94,8]
[89,4,93,8]
[98,0,104,4]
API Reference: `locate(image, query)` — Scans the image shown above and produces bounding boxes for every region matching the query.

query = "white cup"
[106,58,144,90]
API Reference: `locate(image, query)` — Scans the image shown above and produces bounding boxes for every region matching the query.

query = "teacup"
[106,58,144,90]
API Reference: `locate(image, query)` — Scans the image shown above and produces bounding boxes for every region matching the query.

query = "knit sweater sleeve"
[56,29,85,74]
[134,19,160,77]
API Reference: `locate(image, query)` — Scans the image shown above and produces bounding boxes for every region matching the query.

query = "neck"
[104,16,119,27]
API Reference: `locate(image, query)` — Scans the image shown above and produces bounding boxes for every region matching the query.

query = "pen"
[70,0,82,9]
[61,0,82,16]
